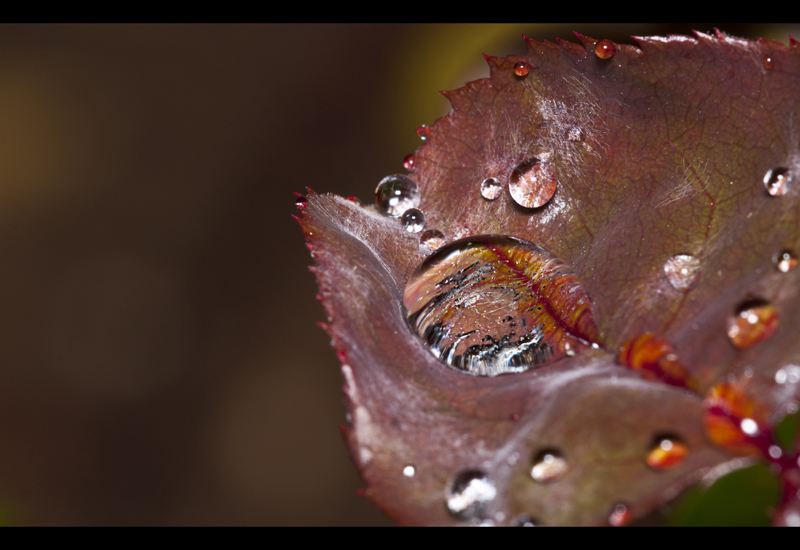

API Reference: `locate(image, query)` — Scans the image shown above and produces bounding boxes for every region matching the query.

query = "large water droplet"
[508,158,557,209]
[401,208,425,233]
[513,60,531,78]
[663,254,701,291]
[375,175,420,217]
[595,39,616,60]
[419,229,445,250]
[763,167,791,196]
[646,435,688,470]
[726,299,778,350]
[403,235,598,376]
[446,470,496,520]
[773,250,797,273]
[530,449,569,482]
[608,503,632,527]
[480,177,502,201]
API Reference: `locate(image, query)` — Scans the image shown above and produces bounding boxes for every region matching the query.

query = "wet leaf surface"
[297,31,800,525]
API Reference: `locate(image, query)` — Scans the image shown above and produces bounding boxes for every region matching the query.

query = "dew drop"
[530,449,569,483]
[513,60,531,78]
[416,124,430,141]
[419,229,445,250]
[480,177,502,201]
[511,515,539,527]
[404,235,598,376]
[508,157,558,209]
[403,464,416,477]
[608,503,632,527]
[764,55,774,71]
[646,436,688,470]
[595,39,616,60]
[403,153,416,171]
[446,470,496,520]
[566,127,583,142]
[295,195,307,208]
[375,174,420,218]
[401,208,425,233]
[726,299,778,350]
[773,250,797,273]
[763,167,791,196]
[663,254,701,291]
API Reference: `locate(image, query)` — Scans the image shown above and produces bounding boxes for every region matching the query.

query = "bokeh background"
[0,23,794,526]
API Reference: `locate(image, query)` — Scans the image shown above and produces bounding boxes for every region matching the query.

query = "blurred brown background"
[0,23,790,525]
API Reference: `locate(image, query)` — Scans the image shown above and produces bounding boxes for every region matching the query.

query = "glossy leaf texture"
[296,31,800,525]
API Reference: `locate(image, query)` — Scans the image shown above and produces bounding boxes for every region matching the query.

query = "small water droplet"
[646,436,688,470]
[763,167,791,196]
[726,299,778,349]
[403,464,416,477]
[401,208,425,233]
[375,174,420,217]
[480,177,502,201]
[347,196,361,204]
[608,503,632,527]
[530,449,569,483]
[663,254,701,291]
[768,445,783,459]
[419,229,445,250]
[509,157,557,209]
[566,127,583,142]
[773,250,797,273]
[511,515,539,527]
[595,39,616,60]
[764,55,774,70]
[446,470,496,520]
[416,124,430,141]
[403,153,416,171]
[513,60,531,78]
[295,195,308,208]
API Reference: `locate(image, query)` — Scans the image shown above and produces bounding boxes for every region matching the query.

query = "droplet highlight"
[480,178,502,201]
[646,436,688,470]
[403,235,598,376]
[513,60,531,78]
[608,503,632,527]
[773,250,797,273]
[375,174,420,218]
[508,157,557,209]
[446,470,496,520]
[403,153,416,171]
[530,449,569,483]
[726,299,778,350]
[764,167,791,196]
[416,124,430,141]
[419,229,445,250]
[403,464,416,478]
[595,39,616,60]
[401,208,425,233]
[663,254,701,291]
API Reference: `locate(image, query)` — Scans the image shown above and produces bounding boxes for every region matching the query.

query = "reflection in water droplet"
[764,56,774,70]
[480,178,502,201]
[608,503,632,527]
[567,127,583,142]
[404,235,598,376]
[403,153,416,171]
[531,449,569,482]
[446,470,496,520]
[403,464,416,477]
[375,175,420,218]
[513,60,531,78]
[511,515,539,527]
[416,124,430,141]
[663,254,701,291]
[646,436,688,470]
[595,39,616,60]
[401,208,425,233]
[419,229,445,250]
[726,299,778,349]
[773,250,797,273]
[509,157,557,209]
[763,167,791,196]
